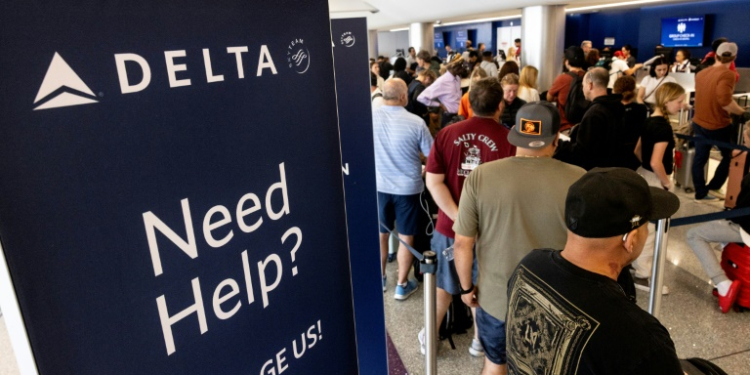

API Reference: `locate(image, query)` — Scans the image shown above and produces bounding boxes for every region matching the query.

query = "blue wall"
[435,19,521,58]
[565,0,750,67]
[565,9,641,52]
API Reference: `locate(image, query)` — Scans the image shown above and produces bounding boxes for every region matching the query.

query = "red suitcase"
[721,243,750,311]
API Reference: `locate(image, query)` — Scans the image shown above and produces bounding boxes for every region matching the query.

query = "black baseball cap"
[508,102,560,149]
[565,168,680,238]
[564,46,585,68]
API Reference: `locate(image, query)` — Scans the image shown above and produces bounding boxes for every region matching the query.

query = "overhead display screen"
[661,16,705,47]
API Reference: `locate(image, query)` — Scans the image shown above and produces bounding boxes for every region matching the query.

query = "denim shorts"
[432,231,477,295]
[377,192,420,235]
[476,307,507,365]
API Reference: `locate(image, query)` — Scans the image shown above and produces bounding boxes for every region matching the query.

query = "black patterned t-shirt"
[506,249,683,375]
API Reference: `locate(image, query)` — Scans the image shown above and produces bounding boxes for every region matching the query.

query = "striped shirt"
[373,106,434,195]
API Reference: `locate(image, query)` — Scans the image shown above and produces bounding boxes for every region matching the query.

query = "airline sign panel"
[330,17,388,375]
[0,1,359,374]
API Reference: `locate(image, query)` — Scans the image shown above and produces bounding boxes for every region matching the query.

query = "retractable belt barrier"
[379,223,426,262]
[674,133,750,153]
[671,207,750,227]
[379,222,437,375]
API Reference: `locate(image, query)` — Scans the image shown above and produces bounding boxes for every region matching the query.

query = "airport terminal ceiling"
[329,0,708,30]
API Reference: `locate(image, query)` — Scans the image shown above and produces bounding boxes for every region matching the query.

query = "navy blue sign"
[0,1,358,374]
[456,31,468,48]
[661,16,705,47]
[434,33,445,50]
[331,18,389,375]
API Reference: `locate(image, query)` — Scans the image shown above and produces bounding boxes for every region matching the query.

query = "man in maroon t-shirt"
[419,77,516,357]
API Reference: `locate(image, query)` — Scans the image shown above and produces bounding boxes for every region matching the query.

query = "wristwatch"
[459,283,474,295]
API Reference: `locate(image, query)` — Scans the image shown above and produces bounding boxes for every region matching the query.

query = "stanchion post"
[422,251,437,375]
[648,218,670,317]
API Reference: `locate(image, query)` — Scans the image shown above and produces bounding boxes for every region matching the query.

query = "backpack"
[680,358,729,375]
[439,295,474,349]
[596,57,612,72]
[564,71,590,125]
[695,57,715,75]
[405,81,424,113]
[439,247,475,349]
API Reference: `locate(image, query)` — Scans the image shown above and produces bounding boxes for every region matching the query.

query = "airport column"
[410,23,435,54]
[521,5,566,91]
[369,30,379,58]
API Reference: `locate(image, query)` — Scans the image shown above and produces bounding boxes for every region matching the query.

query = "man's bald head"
[585,68,609,89]
[383,78,408,106]
[582,67,609,101]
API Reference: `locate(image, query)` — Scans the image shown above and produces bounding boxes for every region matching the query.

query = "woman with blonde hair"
[517,65,540,102]
[458,67,488,119]
[632,82,686,293]
[506,46,517,62]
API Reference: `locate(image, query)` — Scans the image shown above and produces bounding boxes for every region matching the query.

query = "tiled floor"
[382,165,750,374]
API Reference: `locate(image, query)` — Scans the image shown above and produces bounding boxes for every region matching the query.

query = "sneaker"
[633,277,670,295]
[708,189,725,199]
[383,275,387,292]
[718,280,741,313]
[394,279,418,301]
[418,328,426,355]
[387,253,396,263]
[694,195,719,202]
[418,327,441,356]
[469,338,485,357]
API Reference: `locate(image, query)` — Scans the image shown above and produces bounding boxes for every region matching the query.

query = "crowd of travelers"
[371,37,750,374]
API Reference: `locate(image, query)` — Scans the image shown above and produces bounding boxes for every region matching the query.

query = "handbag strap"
[644,76,667,101]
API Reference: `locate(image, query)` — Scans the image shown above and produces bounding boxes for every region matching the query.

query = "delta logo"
[33,53,98,111]
[33,41,309,111]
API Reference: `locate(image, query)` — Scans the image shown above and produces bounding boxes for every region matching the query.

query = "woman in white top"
[517,65,540,102]
[637,57,676,106]
[671,49,692,73]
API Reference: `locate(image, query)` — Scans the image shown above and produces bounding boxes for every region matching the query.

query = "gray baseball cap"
[507,102,560,149]
[717,42,738,58]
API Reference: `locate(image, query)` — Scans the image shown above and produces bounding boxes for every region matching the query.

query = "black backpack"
[564,72,590,125]
[405,81,424,113]
[596,57,613,72]
[695,57,714,75]
[680,358,729,375]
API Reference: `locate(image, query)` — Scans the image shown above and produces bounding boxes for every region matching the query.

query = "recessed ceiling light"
[439,15,522,27]
[566,0,669,13]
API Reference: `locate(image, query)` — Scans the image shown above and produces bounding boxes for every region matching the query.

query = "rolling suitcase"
[674,143,704,194]
[721,243,750,311]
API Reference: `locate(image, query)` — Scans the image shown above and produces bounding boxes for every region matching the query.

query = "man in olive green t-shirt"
[453,102,585,375]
